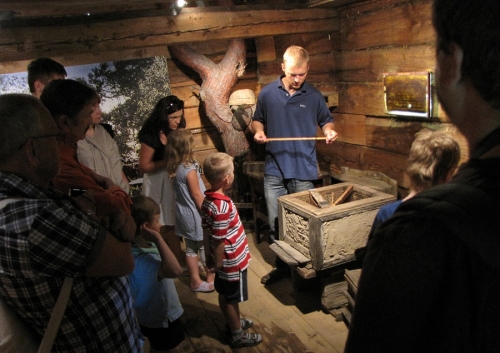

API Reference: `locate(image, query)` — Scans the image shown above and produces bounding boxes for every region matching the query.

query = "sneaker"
[225,318,253,333]
[230,332,262,348]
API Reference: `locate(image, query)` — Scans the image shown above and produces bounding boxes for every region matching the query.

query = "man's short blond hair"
[203,152,234,188]
[283,45,310,67]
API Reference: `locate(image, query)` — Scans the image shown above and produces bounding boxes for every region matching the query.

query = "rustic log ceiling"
[0,0,357,73]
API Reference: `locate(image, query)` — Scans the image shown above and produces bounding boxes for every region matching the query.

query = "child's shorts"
[185,239,206,262]
[139,318,185,351]
[214,269,248,304]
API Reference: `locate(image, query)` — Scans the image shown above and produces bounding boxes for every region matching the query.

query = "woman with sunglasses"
[138,95,186,265]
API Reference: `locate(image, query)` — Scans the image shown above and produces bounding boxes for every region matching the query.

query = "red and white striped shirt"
[201,191,251,281]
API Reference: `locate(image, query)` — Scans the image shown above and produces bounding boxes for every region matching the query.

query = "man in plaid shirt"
[0,94,143,352]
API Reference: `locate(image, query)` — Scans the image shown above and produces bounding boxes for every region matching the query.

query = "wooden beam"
[0,7,339,66]
[0,0,171,19]
[0,2,310,20]
[308,0,359,7]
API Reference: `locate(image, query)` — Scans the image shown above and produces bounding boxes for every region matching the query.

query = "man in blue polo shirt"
[251,45,338,284]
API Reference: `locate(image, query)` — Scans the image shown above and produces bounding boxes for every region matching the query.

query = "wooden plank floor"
[145,227,349,353]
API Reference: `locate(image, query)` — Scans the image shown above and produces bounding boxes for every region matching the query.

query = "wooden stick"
[333,185,354,206]
[266,137,327,142]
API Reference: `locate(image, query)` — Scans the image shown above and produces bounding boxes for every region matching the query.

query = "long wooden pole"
[266,137,327,142]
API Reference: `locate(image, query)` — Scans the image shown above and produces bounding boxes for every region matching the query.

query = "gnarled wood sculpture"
[169,39,251,157]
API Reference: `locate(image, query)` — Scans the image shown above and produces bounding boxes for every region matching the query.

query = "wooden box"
[332,166,397,197]
[278,182,396,271]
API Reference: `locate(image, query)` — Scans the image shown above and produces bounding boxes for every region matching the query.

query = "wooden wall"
[327,0,468,195]
[0,0,469,195]
[167,0,469,196]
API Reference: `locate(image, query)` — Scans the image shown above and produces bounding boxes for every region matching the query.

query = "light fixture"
[170,0,187,16]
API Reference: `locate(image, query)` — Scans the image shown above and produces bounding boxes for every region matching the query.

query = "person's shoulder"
[139,130,157,145]
[99,123,115,138]
[379,200,402,214]
[381,183,479,235]
[178,162,196,173]
[303,81,325,97]
[259,77,281,93]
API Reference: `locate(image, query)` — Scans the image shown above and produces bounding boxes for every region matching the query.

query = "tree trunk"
[169,39,251,157]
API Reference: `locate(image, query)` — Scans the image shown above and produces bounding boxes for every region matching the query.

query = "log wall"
[331,0,468,195]
[246,0,468,196]
[0,0,470,195]
[137,0,470,195]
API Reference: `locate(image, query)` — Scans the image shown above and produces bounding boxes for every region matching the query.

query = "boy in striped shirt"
[201,152,262,348]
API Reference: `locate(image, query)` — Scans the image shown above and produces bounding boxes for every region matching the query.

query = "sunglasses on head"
[165,99,184,115]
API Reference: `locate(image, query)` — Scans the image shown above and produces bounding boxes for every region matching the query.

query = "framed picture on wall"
[0,56,172,188]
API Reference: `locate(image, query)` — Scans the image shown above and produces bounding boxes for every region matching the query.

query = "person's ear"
[58,115,71,132]
[281,63,285,72]
[436,42,463,88]
[23,138,40,166]
[33,80,44,96]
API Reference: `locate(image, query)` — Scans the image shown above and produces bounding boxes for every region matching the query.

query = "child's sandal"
[190,281,214,293]
[230,332,262,348]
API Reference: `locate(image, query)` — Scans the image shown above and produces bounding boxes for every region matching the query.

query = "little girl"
[166,129,215,292]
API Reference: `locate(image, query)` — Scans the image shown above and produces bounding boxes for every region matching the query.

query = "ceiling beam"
[0,6,339,72]
[308,0,359,7]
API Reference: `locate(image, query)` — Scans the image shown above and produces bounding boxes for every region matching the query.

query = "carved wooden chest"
[278,182,396,271]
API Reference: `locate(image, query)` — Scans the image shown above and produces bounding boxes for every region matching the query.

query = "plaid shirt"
[0,171,142,352]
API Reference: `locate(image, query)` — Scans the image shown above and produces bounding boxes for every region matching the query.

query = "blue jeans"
[264,175,314,243]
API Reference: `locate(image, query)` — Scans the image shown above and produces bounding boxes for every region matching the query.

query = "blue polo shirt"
[252,76,333,180]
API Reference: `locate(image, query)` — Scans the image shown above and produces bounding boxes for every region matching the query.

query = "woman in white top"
[77,97,129,193]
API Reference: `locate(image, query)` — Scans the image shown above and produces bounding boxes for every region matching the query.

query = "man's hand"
[325,129,339,144]
[251,120,267,144]
[323,124,339,145]
[253,130,267,144]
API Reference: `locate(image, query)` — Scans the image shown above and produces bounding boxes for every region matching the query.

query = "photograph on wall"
[0,56,171,187]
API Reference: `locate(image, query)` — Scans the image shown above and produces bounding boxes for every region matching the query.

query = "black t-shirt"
[139,131,165,162]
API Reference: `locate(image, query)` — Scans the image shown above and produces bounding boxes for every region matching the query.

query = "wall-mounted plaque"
[383,71,436,118]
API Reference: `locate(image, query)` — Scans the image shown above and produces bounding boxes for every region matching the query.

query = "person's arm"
[203,227,215,271]
[211,239,225,272]
[139,142,167,174]
[84,210,137,277]
[84,232,135,277]
[141,225,182,279]
[54,162,132,215]
[321,122,338,144]
[251,120,267,144]
[89,169,118,190]
[121,171,129,190]
[186,169,205,211]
